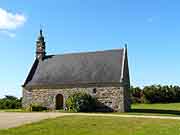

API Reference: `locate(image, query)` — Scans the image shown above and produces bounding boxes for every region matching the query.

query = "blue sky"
[0,0,180,97]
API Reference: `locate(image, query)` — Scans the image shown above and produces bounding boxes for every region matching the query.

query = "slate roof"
[23,49,125,88]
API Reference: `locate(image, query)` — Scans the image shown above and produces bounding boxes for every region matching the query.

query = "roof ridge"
[47,48,123,57]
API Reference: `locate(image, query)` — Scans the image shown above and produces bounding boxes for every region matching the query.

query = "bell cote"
[36,29,46,60]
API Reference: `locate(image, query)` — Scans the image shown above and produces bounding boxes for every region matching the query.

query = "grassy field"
[130,103,180,116]
[1,115,180,135]
[1,103,180,135]
[132,103,180,110]
[1,103,180,116]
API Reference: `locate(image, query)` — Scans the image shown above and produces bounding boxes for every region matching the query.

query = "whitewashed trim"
[120,47,126,82]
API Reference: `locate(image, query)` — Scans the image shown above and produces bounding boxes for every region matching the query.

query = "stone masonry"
[22,86,130,112]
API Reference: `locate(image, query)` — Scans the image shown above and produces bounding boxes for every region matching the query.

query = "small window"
[93,88,96,94]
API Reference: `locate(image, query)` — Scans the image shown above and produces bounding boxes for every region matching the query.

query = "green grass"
[129,103,180,116]
[132,103,180,110]
[1,103,180,134]
[0,109,23,112]
[1,115,180,135]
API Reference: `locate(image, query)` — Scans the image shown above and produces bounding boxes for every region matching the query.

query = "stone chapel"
[22,30,131,112]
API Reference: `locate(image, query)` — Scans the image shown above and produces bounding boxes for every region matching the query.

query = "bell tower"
[36,29,46,60]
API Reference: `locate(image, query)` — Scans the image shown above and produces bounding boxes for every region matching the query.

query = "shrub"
[130,86,143,103]
[30,104,47,112]
[65,93,96,112]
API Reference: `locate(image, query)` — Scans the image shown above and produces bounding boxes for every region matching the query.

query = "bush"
[31,104,47,112]
[65,93,96,112]
[130,86,142,103]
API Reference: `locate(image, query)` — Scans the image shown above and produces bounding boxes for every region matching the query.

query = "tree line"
[131,85,180,103]
[0,95,21,109]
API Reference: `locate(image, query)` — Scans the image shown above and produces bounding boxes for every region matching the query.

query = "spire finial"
[125,43,127,49]
[38,28,44,41]
[40,29,43,37]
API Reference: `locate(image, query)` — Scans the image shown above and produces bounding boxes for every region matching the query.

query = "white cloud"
[0,30,16,38]
[0,8,26,38]
[0,8,26,30]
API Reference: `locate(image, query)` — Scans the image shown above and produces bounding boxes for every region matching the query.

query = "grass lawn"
[132,103,180,110]
[1,115,180,135]
[0,109,23,112]
[129,103,180,116]
[1,103,180,134]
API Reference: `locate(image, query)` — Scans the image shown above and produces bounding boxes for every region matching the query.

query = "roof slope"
[24,49,125,88]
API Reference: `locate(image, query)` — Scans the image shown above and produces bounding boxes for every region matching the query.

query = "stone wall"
[22,86,131,112]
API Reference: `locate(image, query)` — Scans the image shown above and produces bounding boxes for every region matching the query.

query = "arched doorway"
[56,94,63,109]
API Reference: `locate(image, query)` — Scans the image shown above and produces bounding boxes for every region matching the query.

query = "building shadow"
[95,101,114,112]
[131,109,180,115]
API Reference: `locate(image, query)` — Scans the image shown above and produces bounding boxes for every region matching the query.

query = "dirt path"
[0,112,70,129]
[0,112,180,129]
